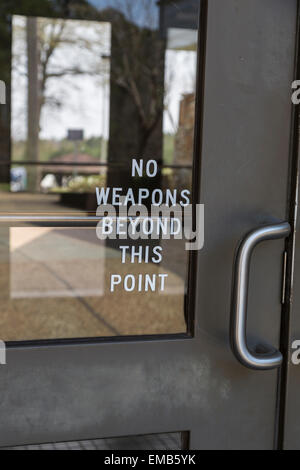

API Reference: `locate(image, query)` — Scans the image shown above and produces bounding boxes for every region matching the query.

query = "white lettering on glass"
[96,158,205,294]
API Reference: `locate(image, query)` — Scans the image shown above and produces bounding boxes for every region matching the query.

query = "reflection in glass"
[11,15,111,192]
[0,225,187,340]
[10,227,105,299]
[0,0,200,341]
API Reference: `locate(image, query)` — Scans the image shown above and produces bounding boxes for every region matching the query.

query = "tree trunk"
[26,17,40,192]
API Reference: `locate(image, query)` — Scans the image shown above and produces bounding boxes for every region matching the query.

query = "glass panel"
[0,225,187,340]
[0,0,200,341]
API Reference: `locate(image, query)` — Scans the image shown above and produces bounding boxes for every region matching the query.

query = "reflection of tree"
[16,16,109,190]
[26,18,39,190]
[106,7,165,158]
[1,0,168,190]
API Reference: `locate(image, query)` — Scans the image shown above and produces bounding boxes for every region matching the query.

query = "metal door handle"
[230,222,290,370]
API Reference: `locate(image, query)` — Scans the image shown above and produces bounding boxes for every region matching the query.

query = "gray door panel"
[190,0,297,449]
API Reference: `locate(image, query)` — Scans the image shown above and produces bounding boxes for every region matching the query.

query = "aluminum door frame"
[277,2,300,448]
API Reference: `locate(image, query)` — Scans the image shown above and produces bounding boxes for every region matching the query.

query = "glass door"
[0,0,298,450]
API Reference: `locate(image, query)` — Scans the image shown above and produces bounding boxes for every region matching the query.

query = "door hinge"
[281,251,288,305]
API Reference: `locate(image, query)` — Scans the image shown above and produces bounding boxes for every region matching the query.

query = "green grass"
[12,137,106,163]
[11,134,175,165]
[163,134,175,165]
[0,183,10,192]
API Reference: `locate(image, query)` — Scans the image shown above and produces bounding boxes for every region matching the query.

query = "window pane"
[0,0,200,341]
